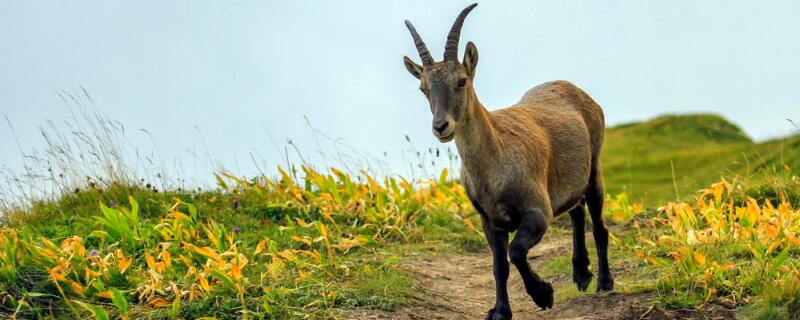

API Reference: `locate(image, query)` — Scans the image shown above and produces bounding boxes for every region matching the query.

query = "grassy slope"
[2,113,798,319]
[602,114,800,206]
[0,175,484,319]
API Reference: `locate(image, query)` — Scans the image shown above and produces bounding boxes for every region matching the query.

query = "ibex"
[403,4,613,319]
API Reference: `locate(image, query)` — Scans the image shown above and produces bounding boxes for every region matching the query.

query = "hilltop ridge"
[602,113,799,205]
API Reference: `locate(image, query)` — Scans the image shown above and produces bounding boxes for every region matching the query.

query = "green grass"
[0,170,485,319]
[740,277,800,320]
[2,113,798,319]
[603,113,800,205]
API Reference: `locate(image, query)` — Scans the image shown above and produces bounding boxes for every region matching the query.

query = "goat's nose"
[433,121,450,134]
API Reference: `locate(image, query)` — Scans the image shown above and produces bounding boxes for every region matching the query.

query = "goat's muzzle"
[432,119,455,142]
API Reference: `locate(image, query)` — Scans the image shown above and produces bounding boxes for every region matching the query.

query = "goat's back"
[517,80,605,157]
[488,80,605,216]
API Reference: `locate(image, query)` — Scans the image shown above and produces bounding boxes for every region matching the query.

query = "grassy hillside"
[602,114,800,205]
[1,113,799,319]
[0,170,484,319]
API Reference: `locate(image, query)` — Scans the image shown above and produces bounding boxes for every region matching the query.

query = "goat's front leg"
[509,208,553,310]
[482,215,512,320]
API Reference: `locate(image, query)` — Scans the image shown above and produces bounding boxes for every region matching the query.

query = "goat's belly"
[553,191,586,217]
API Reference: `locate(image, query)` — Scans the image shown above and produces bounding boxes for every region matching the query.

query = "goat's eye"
[420,87,427,94]
[457,78,467,88]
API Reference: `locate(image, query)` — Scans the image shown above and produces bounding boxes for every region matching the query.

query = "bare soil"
[345,234,736,320]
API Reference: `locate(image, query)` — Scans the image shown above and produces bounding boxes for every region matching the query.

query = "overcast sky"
[2,1,799,182]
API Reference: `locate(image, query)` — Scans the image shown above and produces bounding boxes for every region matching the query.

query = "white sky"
[2,1,799,182]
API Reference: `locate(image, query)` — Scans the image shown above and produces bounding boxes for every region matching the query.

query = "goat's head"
[403,3,479,143]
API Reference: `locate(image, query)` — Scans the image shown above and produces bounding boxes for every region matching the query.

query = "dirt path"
[346,234,732,320]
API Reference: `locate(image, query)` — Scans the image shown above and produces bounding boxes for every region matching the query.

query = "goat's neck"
[454,89,501,178]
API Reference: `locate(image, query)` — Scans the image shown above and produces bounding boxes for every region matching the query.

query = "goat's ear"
[463,41,478,77]
[404,56,423,79]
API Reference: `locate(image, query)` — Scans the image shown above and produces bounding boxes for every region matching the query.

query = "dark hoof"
[572,267,593,291]
[485,307,512,320]
[530,282,554,310]
[597,274,614,292]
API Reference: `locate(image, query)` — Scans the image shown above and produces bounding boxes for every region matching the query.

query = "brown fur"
[458,80,605,230]
[403,4,613,318]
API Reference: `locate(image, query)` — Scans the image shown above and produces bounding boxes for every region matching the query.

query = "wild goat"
[403,3,613,319]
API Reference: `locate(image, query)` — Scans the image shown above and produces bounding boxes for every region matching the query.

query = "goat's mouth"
[436,132,454,142]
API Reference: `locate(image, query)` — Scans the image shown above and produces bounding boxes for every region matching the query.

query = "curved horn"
[405,20,434,66]
[443,3,478,61]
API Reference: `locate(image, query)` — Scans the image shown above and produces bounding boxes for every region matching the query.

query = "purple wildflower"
[234,226,241,233]
[90,249,98,257]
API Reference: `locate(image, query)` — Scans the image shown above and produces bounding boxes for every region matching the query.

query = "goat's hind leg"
[587,169,614,292]
[569,203,593,291]
[509,208,553,310]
